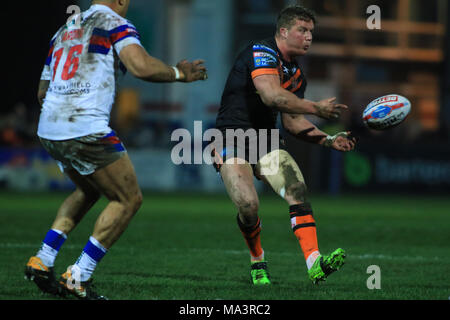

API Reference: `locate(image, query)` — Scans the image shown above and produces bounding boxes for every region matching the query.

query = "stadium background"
[3,0,450,194]
[1,0,449,300]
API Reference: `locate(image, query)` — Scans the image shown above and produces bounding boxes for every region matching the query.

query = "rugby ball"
[362,94,411,130]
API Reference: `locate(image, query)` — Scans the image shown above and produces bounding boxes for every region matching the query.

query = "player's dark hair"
[276,5,316,35]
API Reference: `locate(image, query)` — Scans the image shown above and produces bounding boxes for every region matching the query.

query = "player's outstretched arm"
[253,74,347,119]
[119,44,207,83]
[281,113,356,152]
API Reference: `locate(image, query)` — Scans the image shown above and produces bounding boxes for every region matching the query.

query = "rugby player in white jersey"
[24,0,207,300]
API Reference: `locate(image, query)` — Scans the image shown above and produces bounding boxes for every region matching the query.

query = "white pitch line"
[184,248,442,262]
[0,243,80,250]
[1,243,442,262]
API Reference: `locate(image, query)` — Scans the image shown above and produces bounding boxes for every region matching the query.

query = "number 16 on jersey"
[52,45,84,81]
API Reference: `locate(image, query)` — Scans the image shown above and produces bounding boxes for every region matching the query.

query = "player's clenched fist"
[176,59,208,82]
[313,97,348,120]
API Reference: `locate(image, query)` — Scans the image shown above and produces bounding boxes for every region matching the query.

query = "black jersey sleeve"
[249,43,280,79]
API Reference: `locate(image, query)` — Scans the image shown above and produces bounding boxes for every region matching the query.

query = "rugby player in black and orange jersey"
[213,5,357,285]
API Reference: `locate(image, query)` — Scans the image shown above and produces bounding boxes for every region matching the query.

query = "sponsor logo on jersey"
[62,29,84,42]
[253,51,277,68]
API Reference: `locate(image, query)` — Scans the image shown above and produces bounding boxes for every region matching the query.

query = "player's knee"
[108,186,143,216]
[76,187,101,204]
[286,181,308,202]
[132,190,143,213]
[125,189,143,217]
[238,198,259,216]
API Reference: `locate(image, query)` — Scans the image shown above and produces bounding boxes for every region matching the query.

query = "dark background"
[6,1,76,115]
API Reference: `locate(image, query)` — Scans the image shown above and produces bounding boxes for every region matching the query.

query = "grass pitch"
[0,191,449,300]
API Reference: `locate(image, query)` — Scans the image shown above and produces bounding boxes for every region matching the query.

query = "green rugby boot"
[308,248,346,284]
[250,260,271,285]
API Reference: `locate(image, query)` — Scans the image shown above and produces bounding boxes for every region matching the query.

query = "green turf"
[0,191,449,300]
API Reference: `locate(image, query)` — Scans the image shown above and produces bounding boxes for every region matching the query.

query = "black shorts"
[211,127,284,174]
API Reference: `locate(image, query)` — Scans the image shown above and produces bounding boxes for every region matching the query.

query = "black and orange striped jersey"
[216,37,307,130]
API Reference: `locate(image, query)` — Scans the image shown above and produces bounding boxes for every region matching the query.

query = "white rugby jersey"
[38,4,142,140]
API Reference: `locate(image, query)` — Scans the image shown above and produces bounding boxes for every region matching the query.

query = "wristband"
[323,135,334,148]
[171,66,181,80]
[323,132,348,147]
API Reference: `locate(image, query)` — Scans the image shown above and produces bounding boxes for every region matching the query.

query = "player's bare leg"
[25,169,101,296]
[256,149,345,283]
[256,150,318,262]
[86,153,143,249]
[256,149,307,206]
[220,159,259,227]
[220,159,270,284]
[51,170,101,234]
[59,154,142,299]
